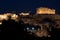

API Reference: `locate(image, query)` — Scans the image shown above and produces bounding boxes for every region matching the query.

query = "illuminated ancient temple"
[36,7,55,14]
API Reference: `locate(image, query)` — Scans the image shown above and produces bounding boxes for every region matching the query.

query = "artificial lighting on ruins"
[20,12,30,16]
[11,14,18,21]
[36,7,55,14]
[0,13,19,22]
[0,14,8,21]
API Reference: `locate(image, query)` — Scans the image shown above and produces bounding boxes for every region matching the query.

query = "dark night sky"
[0,0,60,13]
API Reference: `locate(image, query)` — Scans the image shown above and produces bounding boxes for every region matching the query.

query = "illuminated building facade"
[36,7,55,14]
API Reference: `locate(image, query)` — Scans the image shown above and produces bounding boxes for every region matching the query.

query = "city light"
[0,22,2,25]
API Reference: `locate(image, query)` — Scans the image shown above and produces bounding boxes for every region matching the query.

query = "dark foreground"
[0,19,60,40]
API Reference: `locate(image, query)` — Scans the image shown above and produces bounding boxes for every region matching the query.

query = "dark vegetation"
[0,18,60,40]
